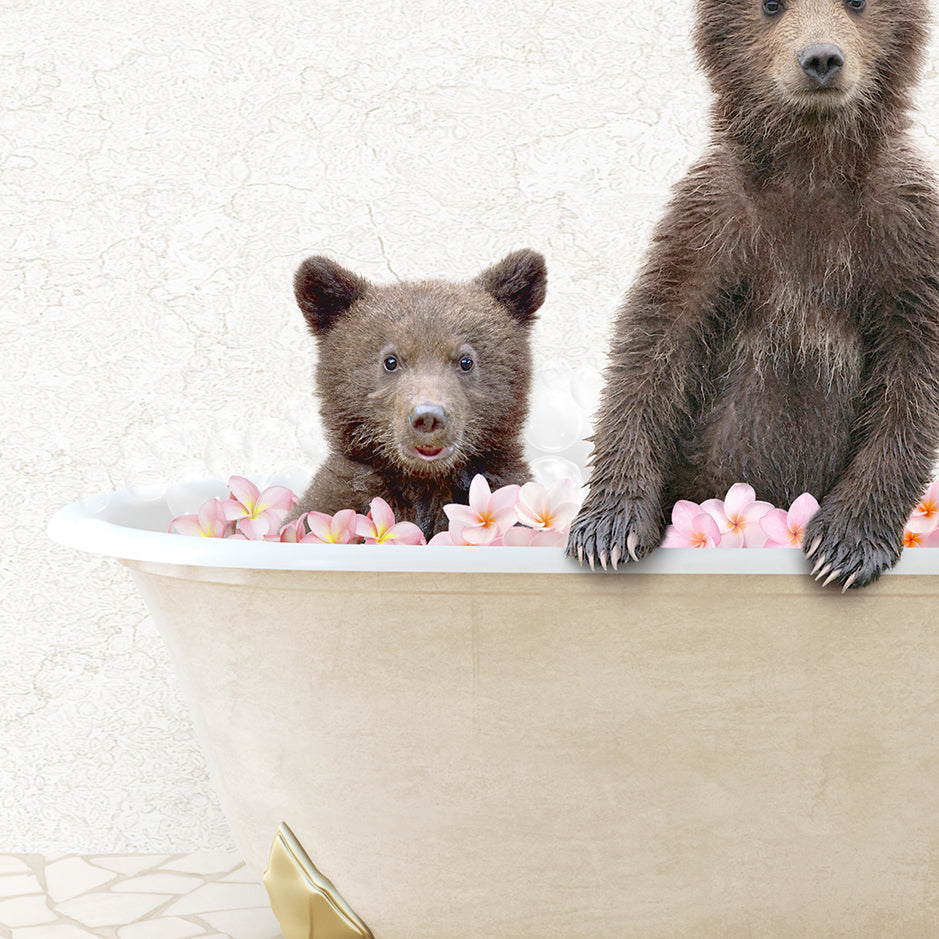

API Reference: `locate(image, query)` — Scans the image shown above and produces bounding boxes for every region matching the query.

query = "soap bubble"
[526,385,584,455]
[297,424,328,466]
[570,366,604,417]
[78,464,115,514]
[121,438,167,499]
[202,426,244,479]
[166,479,228,518]
[80,491,110,515]
[241,417,295,481]
[530,456,585,492]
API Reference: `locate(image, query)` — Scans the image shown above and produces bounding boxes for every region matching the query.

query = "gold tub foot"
[264,822,374,939]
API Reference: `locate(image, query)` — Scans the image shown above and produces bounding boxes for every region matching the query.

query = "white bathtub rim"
[47,482,939,576]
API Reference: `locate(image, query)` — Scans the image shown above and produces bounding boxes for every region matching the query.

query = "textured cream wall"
[4,0,939,852]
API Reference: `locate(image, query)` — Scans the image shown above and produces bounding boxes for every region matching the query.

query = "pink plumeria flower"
[502,525,567,547]
[907,480,939,534]
[303,509,361,544]
[355,497,426,545]
[276,514,335,544]
[760,492,820,548]
[443,475,520,546]
[430,525,509,546]
[514,479,580,534]
[701,483,773,548]
[428,530,457,545]
[902,521,939,548]
[170,498,231,538]
[661,500,722,548]
[666,499,705,532]
[437,527,508,547]
[235,515,275,540]
[903,528,926,548]
[221,476,298,533]
[278,516,311,543]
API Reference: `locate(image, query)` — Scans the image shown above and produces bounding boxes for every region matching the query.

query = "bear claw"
[627,530,640,563]
[802,502,903,590]
[566,496,665,572]
[821,567,842,587]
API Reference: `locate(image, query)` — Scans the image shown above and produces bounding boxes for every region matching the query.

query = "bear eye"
[845,0,865,10]
[762,0,783,14]
[459,355,474,373]
[383,354,398,372]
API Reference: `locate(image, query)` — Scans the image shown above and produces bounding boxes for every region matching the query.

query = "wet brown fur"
[293,250,545,538]
[568,0,939,587]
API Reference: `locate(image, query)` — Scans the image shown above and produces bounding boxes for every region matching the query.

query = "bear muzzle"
[406,403,456,465]
[798,42,845,88]
[410,402,449,435]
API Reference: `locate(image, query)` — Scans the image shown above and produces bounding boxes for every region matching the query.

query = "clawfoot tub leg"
[264,822,375,939]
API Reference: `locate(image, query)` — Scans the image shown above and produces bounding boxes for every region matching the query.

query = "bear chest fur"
[680,185,869,505]
[682,300,864,505]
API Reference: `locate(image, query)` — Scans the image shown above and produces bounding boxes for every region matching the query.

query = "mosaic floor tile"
[164,881,273,916]
[0,854,283,939]
[115,917,207,939]
[12,926,99,939]
[159,853,243,876]
[0,894,56,929]
[91,856,172,877]
[111,872,203,894]
[53,892,174,928]
[220,865,262,883]
[0,878,40,901]
[200,908,281,939]
[45,856,116,903]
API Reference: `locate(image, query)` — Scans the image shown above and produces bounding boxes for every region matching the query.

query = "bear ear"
[473,249,547,325]
[294,256,370,334]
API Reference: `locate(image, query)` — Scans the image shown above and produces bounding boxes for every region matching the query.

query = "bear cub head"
[293,249,546,534]
[695,0,927,139]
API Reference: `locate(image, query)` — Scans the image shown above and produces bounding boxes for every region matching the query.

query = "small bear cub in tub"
[291,249,546,540]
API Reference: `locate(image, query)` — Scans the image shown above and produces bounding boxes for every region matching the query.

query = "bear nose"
[798,43,845,87]
[410,403,449,435]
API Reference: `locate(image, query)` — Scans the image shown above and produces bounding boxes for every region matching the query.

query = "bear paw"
[802,504,903,590]
[566,495,664,570]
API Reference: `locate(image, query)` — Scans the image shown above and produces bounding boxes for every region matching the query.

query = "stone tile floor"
[0,853,283,938]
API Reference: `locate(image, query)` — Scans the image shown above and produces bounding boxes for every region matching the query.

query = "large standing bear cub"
[568,0,939,588]
[293,249,545,540]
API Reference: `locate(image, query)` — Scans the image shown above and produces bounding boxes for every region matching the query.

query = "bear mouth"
[790,81,855,114]
[410,444,455,463]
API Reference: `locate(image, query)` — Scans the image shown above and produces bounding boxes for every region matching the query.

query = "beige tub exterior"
[50,485,939,937]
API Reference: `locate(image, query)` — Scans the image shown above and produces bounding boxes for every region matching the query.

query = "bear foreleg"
[803,279,939,589]
[566,292,713,569]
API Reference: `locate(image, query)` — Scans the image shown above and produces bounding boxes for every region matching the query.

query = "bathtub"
[50,479,939,938]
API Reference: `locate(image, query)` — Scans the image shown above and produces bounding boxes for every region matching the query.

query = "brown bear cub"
[292,249,545,539]
[568,0,939,587]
